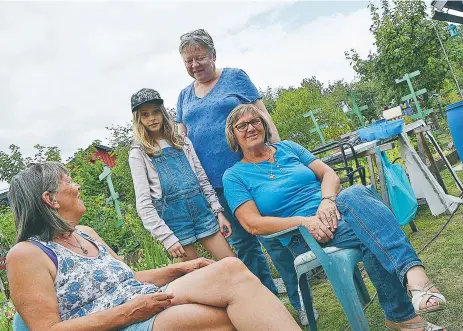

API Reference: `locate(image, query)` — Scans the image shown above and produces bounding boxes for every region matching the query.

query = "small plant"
[142,234,171,270]
[0,293,14,331]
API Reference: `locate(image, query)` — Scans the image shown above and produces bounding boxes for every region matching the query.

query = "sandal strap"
[423,322,446,331]
[407,281,435,294]
[398,322,429,329]
[407,282,446,312]
[386,320,445,330]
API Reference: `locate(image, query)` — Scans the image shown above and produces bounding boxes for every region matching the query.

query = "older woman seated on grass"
[222,104,447,331]
[6,162,302,331]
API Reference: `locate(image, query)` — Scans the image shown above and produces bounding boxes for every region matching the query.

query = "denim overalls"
[151,147,219,246]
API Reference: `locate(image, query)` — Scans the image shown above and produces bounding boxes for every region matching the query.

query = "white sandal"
[407,282,447,314]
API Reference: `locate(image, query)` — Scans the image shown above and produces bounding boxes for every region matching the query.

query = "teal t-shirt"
[223,140,322,218]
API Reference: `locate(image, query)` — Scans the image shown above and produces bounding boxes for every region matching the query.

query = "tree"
[346,79,383,124]
[0,144,62,183]
[106,123,133,150]
[345,0,453,107]
[271,77,351,150]
[0,145,26,183]
[259,86,283,114]
[32,144,62,163]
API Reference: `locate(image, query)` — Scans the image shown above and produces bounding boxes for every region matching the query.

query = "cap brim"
[132,99,164,112]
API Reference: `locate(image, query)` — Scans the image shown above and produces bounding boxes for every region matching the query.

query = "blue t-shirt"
[176,68,260,189]
[223,140,322,218]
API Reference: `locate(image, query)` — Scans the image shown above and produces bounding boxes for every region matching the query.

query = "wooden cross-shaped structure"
[395,71,434,120]
[303,108,328,145]
[346,93,368,128]
[99,166,124,228]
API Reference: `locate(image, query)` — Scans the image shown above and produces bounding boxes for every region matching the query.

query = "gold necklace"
[59,233,89,255]
[252,162,276,180]
[246,147,278,180]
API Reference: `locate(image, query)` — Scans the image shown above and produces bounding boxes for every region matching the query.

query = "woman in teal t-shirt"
[223,103,447,331]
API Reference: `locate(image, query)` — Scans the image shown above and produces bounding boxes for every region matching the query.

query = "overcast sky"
[0,0,375,190]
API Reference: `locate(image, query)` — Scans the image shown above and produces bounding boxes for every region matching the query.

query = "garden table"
[322,120,462,218]
[321,138,415,230]
[399,121,463,216]
[321,139,395,208]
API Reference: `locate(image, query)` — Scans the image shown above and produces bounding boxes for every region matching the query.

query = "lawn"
[283,166,463,331]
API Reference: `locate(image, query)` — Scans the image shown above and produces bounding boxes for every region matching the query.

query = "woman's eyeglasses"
[234,118,262,132]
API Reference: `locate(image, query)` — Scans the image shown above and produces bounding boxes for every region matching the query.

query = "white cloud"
[0,0,374,170]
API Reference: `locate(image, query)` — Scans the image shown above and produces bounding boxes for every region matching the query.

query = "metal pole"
[433,22,463,98]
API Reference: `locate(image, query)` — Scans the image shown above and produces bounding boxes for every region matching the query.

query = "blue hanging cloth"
[375,147,418,226]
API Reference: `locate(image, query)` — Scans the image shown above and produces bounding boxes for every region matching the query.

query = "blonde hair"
[132,103,184,156]
[225,104,272,153]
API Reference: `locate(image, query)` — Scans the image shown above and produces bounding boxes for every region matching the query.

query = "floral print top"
[29,230,159,320]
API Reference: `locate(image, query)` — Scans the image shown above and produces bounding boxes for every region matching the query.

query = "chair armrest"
[298,226,330,264]
[260,226,299,239]
[262,226,331,265]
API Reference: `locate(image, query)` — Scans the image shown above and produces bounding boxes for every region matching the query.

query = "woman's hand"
[181,257,215,274]
[301,216,334,243]
[217,212,232,238]
[316,199,340,231]
[127,292,175,321]
[167,242,186,258]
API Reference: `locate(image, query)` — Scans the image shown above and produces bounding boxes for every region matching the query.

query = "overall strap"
[150,146,200,200]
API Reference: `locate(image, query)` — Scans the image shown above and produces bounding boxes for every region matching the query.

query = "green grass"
[282,164,463,330]
[0,293,14,331]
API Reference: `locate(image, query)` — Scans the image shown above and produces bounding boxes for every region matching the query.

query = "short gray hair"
[225,104,272,153]
[179,29,216,57]
[8,162,73,242]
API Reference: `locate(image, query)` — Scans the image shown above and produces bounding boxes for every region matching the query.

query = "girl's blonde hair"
[132,103,184,156]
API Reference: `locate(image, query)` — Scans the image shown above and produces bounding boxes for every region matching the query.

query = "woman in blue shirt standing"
[175,29,286,301]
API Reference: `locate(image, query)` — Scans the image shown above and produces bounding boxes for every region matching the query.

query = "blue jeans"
[288,185,421,323]
[259,236,304,310]
[153,190,219,246]
[216,189,278,295]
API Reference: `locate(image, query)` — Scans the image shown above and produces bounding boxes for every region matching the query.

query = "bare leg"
[153,304,236,331]
[179,244,199,262]
[166,257,301,331]
[199,233,235,260]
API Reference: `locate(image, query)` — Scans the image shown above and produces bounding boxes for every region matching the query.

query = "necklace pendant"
[269,174,276,180]
[82,247,88,255]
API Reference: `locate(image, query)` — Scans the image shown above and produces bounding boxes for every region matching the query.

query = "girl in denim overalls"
[129,88,234,261]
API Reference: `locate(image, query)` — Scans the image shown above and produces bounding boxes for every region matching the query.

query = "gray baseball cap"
[131,88,164,112]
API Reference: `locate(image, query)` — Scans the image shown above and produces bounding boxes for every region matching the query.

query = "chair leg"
[334,289,370,331]
[299,273,317,331]
[353,266,371,306]
[327,268,370,331]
